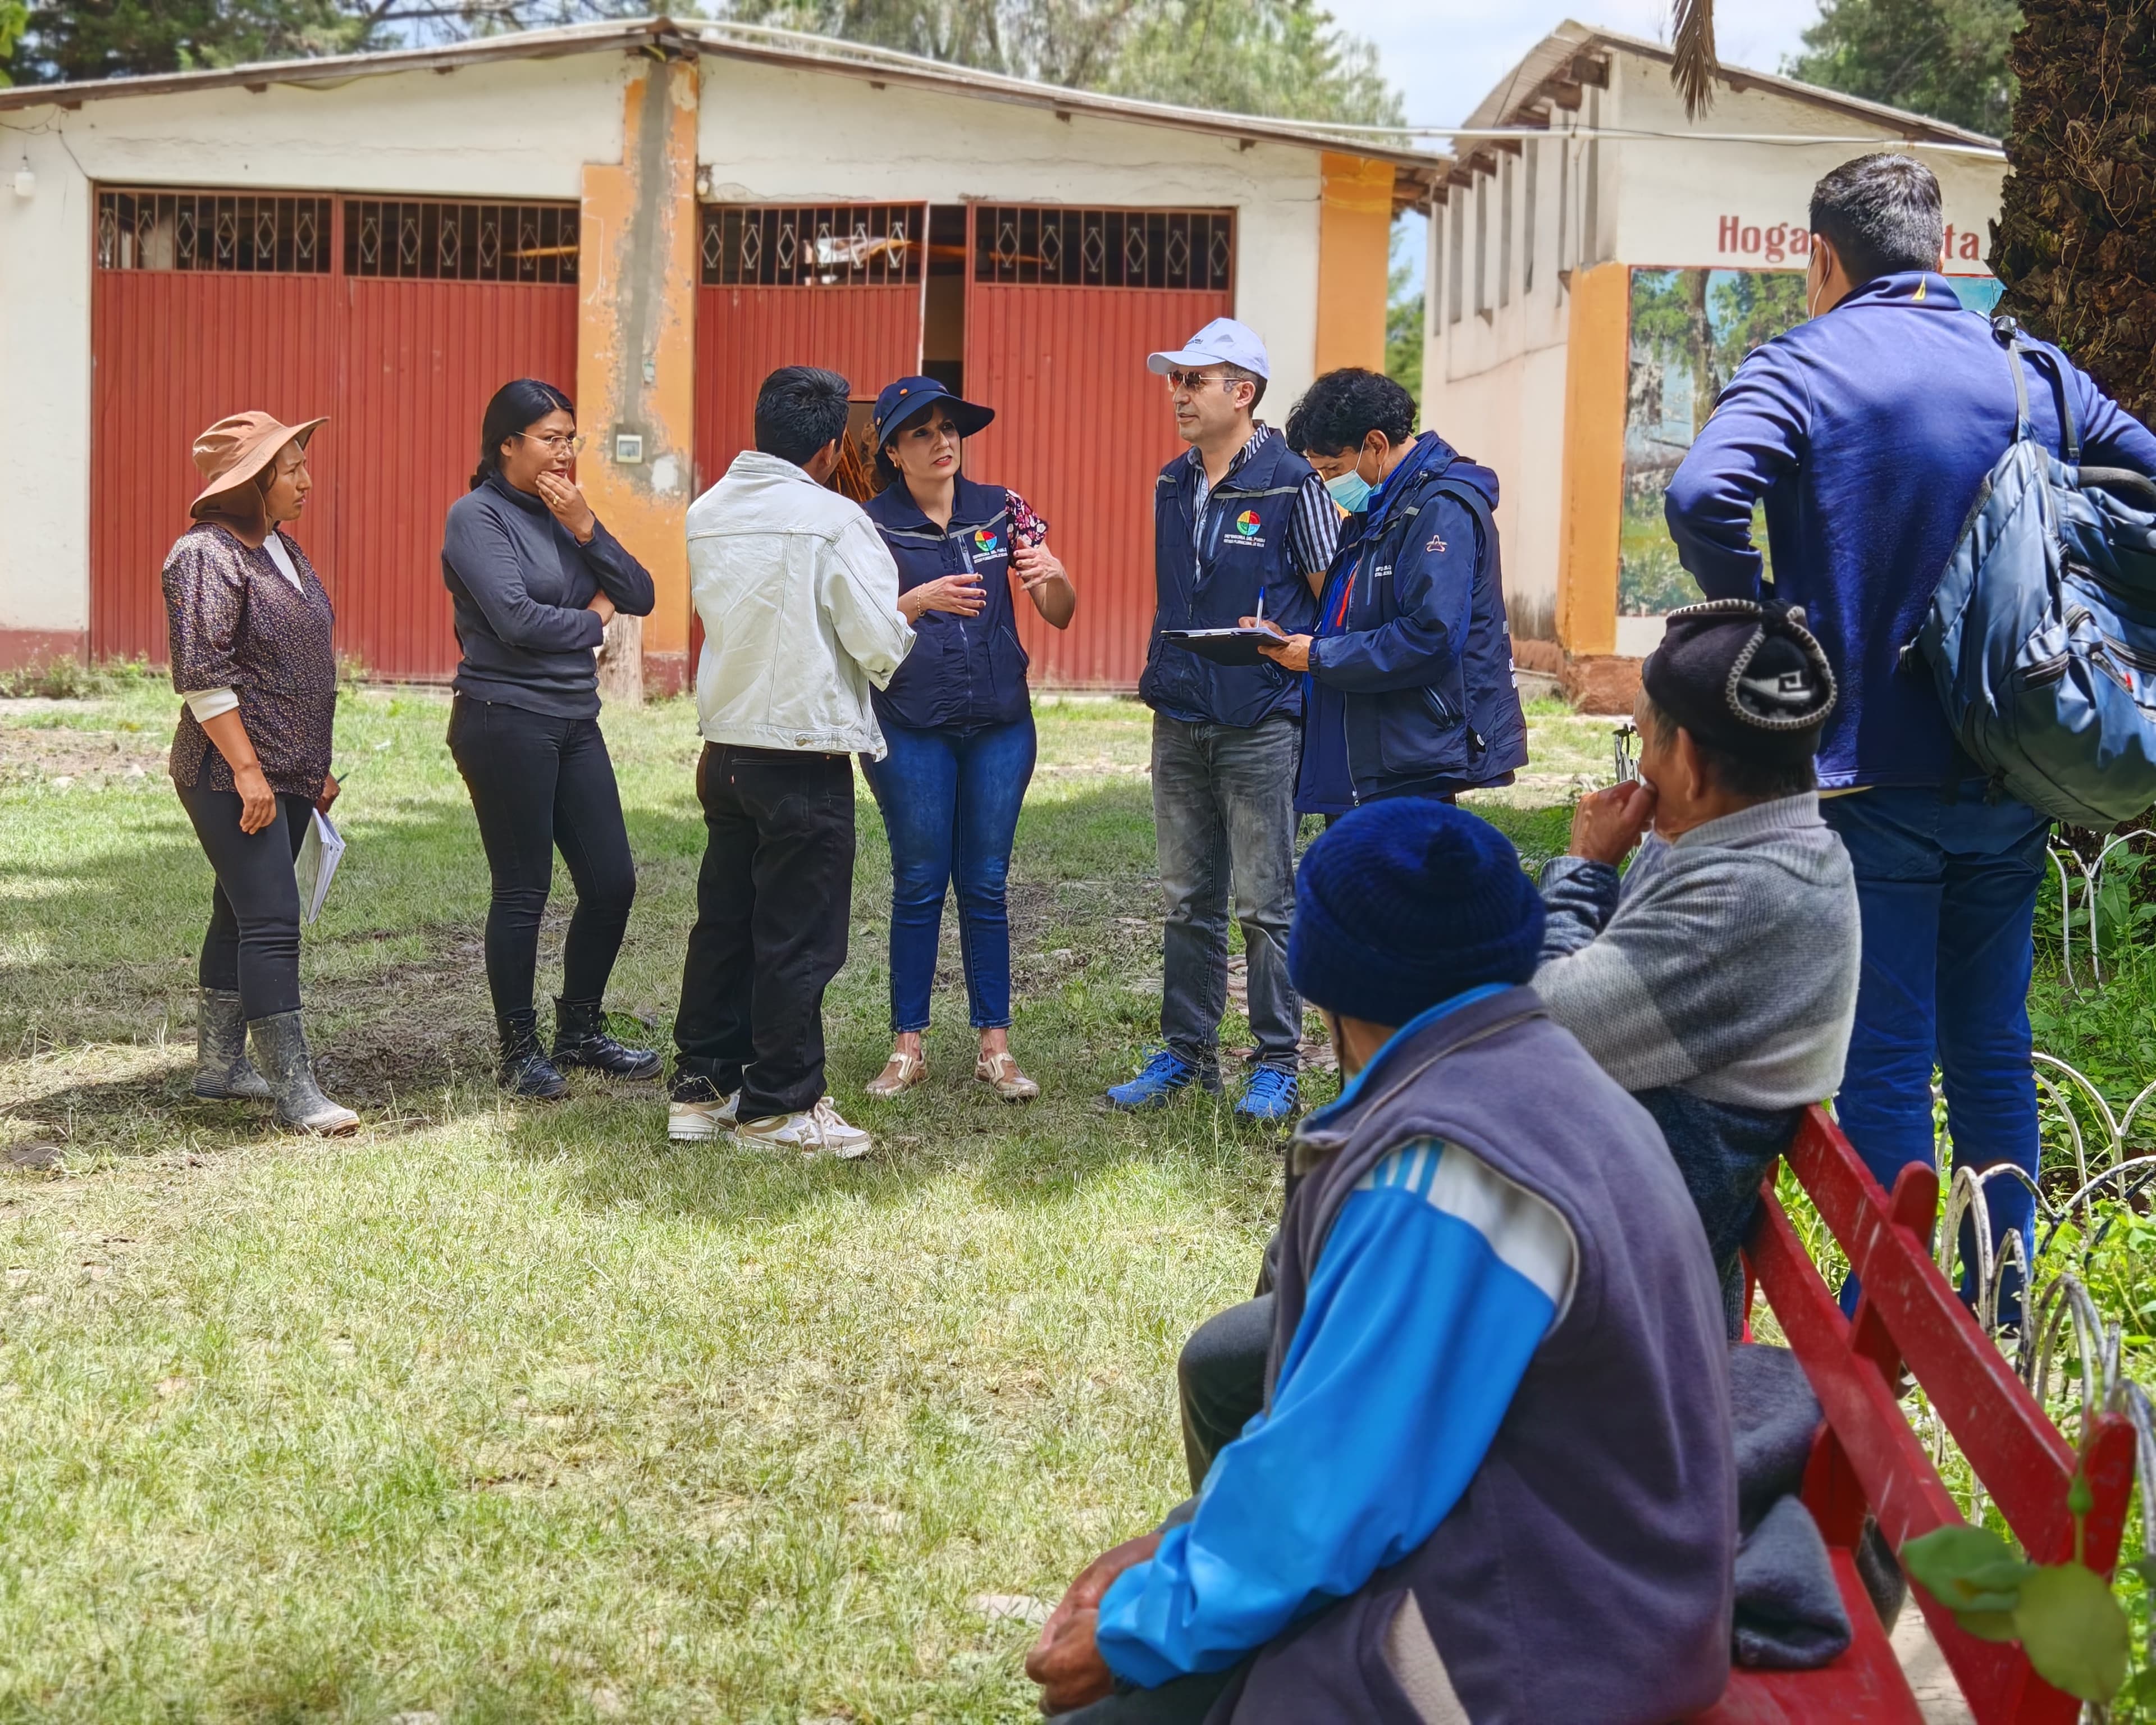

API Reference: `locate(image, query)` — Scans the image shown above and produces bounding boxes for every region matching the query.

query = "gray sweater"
[1534,792,1860,1111]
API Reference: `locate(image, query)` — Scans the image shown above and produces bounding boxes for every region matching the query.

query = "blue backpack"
[1913,318,2156,827]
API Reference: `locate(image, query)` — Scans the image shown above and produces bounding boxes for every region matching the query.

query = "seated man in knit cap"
[1028,802,1736,1724]
[1536,597,1860,1324]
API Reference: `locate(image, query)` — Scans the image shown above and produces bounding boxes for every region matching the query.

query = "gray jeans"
[1151,712,1301,1076]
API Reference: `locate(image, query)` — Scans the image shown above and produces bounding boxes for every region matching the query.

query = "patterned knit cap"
[1642,598,1837,765]
[1288,800,1545,1028]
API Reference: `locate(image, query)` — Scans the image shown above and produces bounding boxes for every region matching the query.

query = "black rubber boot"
[245,1011,359,1135]
[194,987,273,1101]
[497,1008,569,1100]
[551,997,661,1081]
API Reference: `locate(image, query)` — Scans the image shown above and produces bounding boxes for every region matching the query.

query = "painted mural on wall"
[1619,267,2006,618]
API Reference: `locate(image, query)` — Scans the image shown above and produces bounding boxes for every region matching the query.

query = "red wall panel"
[337,279,578,679]
[90,271,342,664]
[90,223,575,681]
[963,285,1234,687]
[692,284,921,493]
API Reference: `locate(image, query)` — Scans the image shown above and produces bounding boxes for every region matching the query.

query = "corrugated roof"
[0,12,1450,189]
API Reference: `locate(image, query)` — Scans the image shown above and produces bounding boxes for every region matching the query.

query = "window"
[95,189,331,273]
[1447,197,1464,326]
[345,200,578,282]
[701,204,922,288]
[1499,156,1514,309]
[972,207,1233,291]
[1523,141,1539,296]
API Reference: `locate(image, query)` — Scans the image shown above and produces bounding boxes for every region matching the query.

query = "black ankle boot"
[497,1009,569,1100]
[551,997,662,1081]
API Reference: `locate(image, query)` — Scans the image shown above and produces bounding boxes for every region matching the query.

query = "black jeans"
[1176,1294,1273,1492]
[673,745,855,1120]
[447,696,637,1023]
[177,784,314,1020]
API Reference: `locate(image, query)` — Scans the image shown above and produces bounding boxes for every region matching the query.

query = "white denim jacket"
[687,451,914,759]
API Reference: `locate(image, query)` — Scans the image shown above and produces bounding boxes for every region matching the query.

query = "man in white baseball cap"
[1108,316,1337,1122]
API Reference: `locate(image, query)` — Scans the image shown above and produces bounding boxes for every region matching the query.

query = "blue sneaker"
[1106,1049,1201,1110]
[1236,1066,1300,1122]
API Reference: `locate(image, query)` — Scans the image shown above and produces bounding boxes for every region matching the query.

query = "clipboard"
[1159,627,1278,668]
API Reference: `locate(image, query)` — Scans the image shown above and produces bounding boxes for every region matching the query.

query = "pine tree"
[1990,0,2156,421]
[1785,0,2018,135]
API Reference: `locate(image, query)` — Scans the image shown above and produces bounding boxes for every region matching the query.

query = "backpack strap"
[1991,314,2082,461]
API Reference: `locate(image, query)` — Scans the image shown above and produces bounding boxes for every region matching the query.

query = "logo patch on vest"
[1425,533,1449,554]
[1225,508,1267,549]
[971,528,1005,560]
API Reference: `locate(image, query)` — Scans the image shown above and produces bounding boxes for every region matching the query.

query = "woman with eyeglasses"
[442,377,660,1099]
[857,377,1076,1105]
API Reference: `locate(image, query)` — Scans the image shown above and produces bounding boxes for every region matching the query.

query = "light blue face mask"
[1324,467,1373,513]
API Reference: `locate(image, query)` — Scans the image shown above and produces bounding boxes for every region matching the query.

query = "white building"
[1420,22,2006,708]
[0,17,1434,690]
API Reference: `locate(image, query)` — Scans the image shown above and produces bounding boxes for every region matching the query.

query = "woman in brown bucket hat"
[162,409,357,1135]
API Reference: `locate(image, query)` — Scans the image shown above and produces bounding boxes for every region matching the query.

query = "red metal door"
[693,204,925,492]
[90,190,341,664]
[336,199,579,680]
[963,206,1235,688]
[89,190,577,680]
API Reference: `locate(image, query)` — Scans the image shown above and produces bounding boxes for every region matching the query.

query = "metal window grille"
[700,205,922,287]
[972,207,1233,291]
[95,189,332,274]
[343,200,578,283]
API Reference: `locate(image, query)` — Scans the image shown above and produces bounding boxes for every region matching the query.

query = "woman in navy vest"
[859,377,1076,1104]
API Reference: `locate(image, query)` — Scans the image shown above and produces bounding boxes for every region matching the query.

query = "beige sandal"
[865,1049,929,1098]
[975,1049,1040,1102]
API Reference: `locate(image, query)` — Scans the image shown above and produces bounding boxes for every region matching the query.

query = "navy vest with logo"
[862,475,1031,732]
[1140,433,1322,729]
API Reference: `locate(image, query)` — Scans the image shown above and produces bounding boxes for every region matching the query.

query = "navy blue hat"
[1288,801,1545,1028]
[871,376,994,446]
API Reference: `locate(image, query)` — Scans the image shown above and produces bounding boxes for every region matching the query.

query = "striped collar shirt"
[1188,423,1341,581]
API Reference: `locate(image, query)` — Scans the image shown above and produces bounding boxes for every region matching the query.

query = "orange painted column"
[1314,153,1395,375]
[578,56,700,697]
[1555,260,1629,658]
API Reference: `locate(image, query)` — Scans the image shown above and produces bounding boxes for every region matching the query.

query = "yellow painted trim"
[1555,261,1629,658]
[1314,152,1394,376]
[577,60,700,685]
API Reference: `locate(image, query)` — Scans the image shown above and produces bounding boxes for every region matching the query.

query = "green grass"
[0,687,1595,1723]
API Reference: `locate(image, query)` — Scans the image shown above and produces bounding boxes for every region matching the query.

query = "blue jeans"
[1822,787,2050,1322]
[862,714,1036,1034]
[1152,712,1303,1076]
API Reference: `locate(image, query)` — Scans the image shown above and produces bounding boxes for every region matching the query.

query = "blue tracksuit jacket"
[1665,270,2156,788]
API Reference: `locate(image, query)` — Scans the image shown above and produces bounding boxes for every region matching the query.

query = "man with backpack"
[1665,153,2156,1322]
[1251,367,1528,818]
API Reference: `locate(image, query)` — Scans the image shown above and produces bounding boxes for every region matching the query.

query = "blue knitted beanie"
[1288,800,1545,1027]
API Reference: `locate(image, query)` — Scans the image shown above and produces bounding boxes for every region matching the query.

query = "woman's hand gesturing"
[533,471,597,544]
[899,573,988,622]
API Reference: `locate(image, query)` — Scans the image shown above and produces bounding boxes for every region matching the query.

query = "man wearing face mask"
[1254,368,1527,821]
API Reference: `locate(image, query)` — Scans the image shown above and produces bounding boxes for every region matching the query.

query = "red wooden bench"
[1689,1105,2138,1724]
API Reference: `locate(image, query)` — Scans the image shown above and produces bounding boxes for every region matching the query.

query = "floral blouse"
[162,522,337,799]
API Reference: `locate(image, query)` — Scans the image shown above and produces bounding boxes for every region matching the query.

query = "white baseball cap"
[1146,317,1271,380]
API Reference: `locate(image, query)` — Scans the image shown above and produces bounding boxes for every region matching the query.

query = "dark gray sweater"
[441,474,655,718]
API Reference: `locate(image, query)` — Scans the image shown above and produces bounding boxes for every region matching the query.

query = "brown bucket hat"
[189,410,327,520]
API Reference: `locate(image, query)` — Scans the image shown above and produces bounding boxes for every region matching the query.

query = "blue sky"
[1358,2,1825,293]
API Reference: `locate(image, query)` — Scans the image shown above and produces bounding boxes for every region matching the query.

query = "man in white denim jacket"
[668,366,914,1157]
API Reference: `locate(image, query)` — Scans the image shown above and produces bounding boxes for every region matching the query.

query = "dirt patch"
[0,724,168,787]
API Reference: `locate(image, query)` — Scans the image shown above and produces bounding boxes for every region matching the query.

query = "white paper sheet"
[294,809,345,925]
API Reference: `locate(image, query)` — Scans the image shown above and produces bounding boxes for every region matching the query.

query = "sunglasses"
[1166,369,1243,393]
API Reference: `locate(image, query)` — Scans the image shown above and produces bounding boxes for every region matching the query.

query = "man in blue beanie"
[1028,801,1737,1723]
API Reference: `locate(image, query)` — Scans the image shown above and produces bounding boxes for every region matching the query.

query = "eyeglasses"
[514,432,586,454]
[1166,369,1241,393]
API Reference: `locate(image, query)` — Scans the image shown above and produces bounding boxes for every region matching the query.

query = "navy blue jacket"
[442,474,655,720]
[861,476,1030,732]
[1666,271,2156,789]
[1298,433,1527,813]
[1140,435,1322,729]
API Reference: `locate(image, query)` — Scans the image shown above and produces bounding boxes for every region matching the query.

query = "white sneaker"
[668,1089,741,1142]
[734,1096,873,1160]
